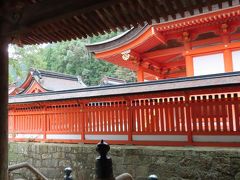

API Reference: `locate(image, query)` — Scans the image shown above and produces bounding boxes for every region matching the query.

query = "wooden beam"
[127,0,145,26]
[110,5,131,29]
[146,0,163,22]
[127,1,147,26]
[165,71,186,79]
[141,46,184,60]
[79,14,102,35]
[143,59,161,68]
[156,3,169,22]
[119,3,138,28]
[0,21,9,179]
[137,0,153,24]
[161,60,185,69]
[20,0,127,28]
[175,0,185,17]
[152,27,167,45]
[95,10,117,31]
[101,8,122,31]
[185,41,240,56]
[164,0,176,19]
[141,66,163,78]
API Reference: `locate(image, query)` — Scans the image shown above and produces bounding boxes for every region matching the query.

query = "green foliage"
[9,31,136,85]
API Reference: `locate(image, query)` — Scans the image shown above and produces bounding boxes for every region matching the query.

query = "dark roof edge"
[31,68,79,81]
[85,24,150,53]
[9,71,240,104]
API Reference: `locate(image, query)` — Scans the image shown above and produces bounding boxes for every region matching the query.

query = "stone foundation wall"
[8,142,240,180]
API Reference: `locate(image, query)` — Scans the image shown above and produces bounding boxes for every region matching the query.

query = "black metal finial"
[64,167,73,180]
[96,139,110,159]
[148,174,158,180]
[95,140,114,180]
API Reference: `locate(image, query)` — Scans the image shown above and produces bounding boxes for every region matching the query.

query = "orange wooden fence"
[8,85,240,146]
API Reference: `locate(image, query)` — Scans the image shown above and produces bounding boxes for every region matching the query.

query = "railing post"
[185,93,193,145]
[95,140,114,180]
[126,99,132,144]
[12,109,16,141]
[80,102,85,143]
[43,106,47,142]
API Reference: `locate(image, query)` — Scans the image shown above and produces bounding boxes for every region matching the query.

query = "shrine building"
[7,1,240,149]
[86,6,240,82]
[9,68,86,96]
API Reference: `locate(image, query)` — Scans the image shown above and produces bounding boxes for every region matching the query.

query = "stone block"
[42,153,52,159]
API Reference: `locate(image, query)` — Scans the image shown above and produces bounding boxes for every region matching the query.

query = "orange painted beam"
[186,45,223,56]
[141,46,184,60]
[153,6,240,32]
[160,60,185,69]
[152,27,166,45]
[192,37,222,48]
[141,66,164,79]
[185,41,240,56]
[165,71,186,79]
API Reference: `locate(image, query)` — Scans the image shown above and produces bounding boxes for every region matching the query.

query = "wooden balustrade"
[8,85,240,146]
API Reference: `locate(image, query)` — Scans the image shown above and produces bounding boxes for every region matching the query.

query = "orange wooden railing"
[8,85,240,146]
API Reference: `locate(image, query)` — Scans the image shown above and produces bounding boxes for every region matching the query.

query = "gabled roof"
[86,4,240,80]
[9,68,86,96]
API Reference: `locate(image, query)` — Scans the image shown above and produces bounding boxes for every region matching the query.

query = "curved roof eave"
[85,24,150,53]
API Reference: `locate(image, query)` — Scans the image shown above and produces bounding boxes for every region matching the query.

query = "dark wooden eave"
[0,0,237,45]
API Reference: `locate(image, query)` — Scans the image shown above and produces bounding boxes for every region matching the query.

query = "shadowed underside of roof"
[0,0,237,45]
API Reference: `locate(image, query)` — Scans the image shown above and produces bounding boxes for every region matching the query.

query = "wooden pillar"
[222,24,233,72]
[185,55,194,76]
[183,32,194,77]
[224,49,233,72]
[0,37,9,180]
[137,66,144,82]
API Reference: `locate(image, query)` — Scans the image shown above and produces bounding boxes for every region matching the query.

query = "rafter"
[152,27,167,45]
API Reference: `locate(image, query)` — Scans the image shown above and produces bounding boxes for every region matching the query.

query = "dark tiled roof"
[29,68,87,91]
[9,71,240,103]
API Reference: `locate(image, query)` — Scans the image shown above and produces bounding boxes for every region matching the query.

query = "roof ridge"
[31,68,79,80]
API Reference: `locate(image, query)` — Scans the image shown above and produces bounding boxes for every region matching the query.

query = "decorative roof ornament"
[121,50,131,61]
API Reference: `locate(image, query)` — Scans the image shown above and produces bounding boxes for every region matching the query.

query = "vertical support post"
[0,36,9,179]
[224,49,233,72]
[126,99,132,144]
[185,55,194,76]
[43,106,47,142]
[183,32,194,77]
[185,93,192,145]
[80,102,85,143]
[222,24,233,72]
[13,109,16,141]
[137,66,144,82]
